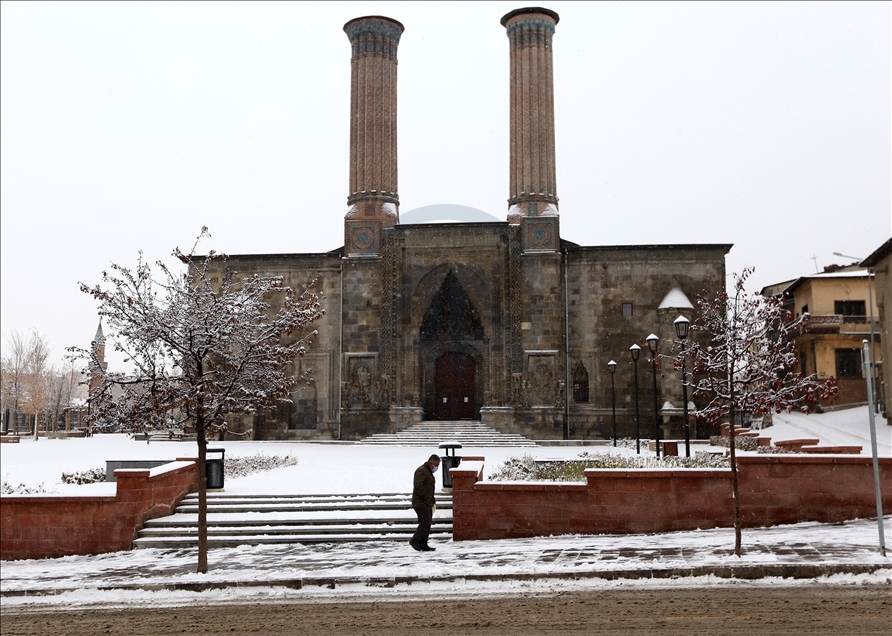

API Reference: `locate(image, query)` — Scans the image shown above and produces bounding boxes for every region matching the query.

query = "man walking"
[410,454,440,551]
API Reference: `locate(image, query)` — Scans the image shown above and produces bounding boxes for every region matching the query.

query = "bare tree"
[2,331,30,434]
[71,228,323,573]
[22,331,52,440]
[679,268,837,556]
[49,361,81,431]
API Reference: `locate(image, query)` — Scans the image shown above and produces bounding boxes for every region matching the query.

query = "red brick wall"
[1,459,198,560]
[451,456,892,541]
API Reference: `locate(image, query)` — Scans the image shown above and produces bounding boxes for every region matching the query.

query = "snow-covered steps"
[360,421,537,447]
[133,492,453,549]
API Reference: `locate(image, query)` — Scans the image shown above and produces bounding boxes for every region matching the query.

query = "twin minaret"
[343,8,559,255]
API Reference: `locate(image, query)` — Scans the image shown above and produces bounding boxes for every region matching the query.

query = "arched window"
[572,362,589,403]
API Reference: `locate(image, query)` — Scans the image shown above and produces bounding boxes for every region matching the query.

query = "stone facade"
[215,9,732,441]
[219,234,729,442]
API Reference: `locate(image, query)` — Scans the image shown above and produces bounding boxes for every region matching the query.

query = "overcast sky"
[2,1,890,368]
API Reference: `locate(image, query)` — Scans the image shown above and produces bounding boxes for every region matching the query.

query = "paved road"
[2,585,889,635]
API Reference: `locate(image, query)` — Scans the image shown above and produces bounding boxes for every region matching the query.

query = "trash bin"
[206,448,225,489]
[439,442,463,490]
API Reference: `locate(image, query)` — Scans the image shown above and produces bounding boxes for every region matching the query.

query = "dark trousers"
[411,505,433,546]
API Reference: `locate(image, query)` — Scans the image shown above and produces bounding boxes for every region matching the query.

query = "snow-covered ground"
[769,406,891,454]
[2,406,887,497]
[1,405,889,608]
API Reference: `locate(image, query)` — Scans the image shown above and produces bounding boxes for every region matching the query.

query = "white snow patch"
[658,287,694,310]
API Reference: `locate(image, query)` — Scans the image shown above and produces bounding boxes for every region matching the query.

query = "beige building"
[764,264,883,409]
[862,238,891,419]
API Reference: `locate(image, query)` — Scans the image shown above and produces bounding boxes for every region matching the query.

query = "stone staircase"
[360,420,537,447]
[133,492,453,549]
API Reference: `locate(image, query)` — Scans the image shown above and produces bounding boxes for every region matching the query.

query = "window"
[835,300,865,317]
[835,349,861,379]
[572,363,589,403]
[622,302,633,317]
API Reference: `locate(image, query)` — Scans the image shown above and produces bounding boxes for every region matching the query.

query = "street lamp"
[646,333,660,458]
[674,315,691,457]
[630,344,641,454]
[607,360,617,447]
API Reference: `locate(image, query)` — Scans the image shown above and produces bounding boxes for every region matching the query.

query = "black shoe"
[421,545,436,551]
[409,540,422,551]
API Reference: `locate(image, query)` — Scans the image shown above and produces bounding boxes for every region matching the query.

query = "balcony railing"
[800,314,876,336]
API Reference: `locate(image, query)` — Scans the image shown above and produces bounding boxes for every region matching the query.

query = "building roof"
[772,268,871,297]
[861,237,892,268]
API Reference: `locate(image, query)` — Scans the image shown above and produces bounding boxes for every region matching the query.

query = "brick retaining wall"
[1,459,198,560]
[451,456,892,541]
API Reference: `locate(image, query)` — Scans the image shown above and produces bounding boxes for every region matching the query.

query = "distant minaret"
[502,7,560,224]
[89,321,107,393]
[343,15,404,256]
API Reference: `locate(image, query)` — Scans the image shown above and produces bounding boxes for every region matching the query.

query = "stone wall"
[212,235,731,441]
[565,244,730,440]
[451,455,892,541]
[213,253,342,440]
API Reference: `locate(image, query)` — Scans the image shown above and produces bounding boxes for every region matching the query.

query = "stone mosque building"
[219,8,731,442]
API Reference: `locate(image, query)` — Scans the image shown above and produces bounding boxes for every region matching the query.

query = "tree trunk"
[728,402,742,557]
[196,418,209,574]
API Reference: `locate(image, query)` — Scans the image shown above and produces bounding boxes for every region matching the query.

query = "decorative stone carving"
[534,362,554,405]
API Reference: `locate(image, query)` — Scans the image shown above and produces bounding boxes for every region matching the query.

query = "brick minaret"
[502,8,559,227]
[89,321,107,394]
[343,16,404,256]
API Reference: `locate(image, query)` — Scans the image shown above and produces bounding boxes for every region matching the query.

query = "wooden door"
[435,353,476,420]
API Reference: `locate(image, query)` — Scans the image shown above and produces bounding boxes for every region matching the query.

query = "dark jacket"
[412,463,436,508]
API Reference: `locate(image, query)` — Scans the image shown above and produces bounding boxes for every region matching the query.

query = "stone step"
[359,420,537,447]
[139,510,452,537]
[134,492,454,549]
[178,493,452,504]
[143,515,452,530]
[173,501,452,513]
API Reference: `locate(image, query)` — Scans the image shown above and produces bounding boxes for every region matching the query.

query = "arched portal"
[418,268,486,420]
[435,352,476,420]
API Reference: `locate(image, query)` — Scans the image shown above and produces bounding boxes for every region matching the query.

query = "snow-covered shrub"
[488,451,730,482]
[615,438,652,451]
[487,455,538,480]
[1,476,51,494]
[755,444,796,455]
[61,467,106,484]
[710,434,759,452]
[224,453,298,479]
[46,430,68,440]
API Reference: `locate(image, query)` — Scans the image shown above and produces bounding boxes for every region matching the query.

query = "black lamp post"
[608,360,617,447]
[674,315,691,457]
[646,333,660,458]
[630,344,641,454]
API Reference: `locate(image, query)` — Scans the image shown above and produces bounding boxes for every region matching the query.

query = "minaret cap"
[500,7,560,27]
[93,321,106,346]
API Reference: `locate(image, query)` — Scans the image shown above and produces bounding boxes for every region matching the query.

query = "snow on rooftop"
[658,287,693,310]
[805,268,870,278]
[399,204,501,224]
